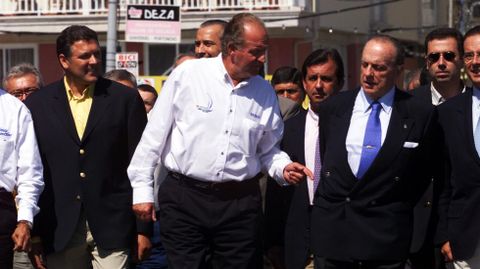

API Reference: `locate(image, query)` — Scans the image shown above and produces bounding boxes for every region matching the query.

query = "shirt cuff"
[132,186,155,205]
[17,206,34,224]
[272,159,293,186]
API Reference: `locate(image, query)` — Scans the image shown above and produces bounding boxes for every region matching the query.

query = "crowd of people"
[1,11,480,269]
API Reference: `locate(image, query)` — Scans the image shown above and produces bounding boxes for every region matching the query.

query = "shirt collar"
[473,86,480,106]
[64,76,94,101]
[430,83,445,105]
[359,86,395,115]
[217,53,254,90]
[307,105,319,121]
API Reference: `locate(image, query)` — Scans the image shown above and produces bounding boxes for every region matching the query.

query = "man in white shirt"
[310,35,436,269]
[0,89,44,269]
[128,13,311,269]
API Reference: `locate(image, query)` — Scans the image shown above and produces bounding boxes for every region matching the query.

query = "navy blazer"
[25,77,148,254]
[436,88,480,260]
[311,88,436,261]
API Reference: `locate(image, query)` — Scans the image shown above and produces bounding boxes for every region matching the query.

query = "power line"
[264,0,405,23]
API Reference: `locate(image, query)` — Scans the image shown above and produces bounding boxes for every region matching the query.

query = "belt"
[168,171,257,191]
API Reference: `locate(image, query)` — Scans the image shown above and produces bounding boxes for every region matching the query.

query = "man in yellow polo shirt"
[24,25,150,269]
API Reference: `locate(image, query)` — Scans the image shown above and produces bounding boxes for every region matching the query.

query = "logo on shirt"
[249,112,261,120]
[0,128,11,137]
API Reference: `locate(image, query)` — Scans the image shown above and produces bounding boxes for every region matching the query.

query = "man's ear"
[58,54,69,70]
[227,42,236,55]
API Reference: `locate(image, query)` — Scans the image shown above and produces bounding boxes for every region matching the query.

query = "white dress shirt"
[346,87,395,177]
[472,87,480,143]
[128,55,292,204]
[0,90,44,223]
[304,106,318,204]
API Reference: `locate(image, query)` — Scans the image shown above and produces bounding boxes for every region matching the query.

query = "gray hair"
[104,69,137,88]
[3,63,44,89]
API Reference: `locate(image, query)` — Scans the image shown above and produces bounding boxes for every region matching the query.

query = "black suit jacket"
[25,77,148,254]
[281,109,313,269]
[436,88,480,260]
[311,88,436,261]
[409,85,440,253]
[263,110,306,258]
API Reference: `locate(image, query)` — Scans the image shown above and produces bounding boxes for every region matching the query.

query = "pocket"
[0,137,15,165]
[230,118,263,156]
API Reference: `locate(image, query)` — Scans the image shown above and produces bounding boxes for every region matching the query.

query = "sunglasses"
[276,89,300,95]
[427,51,456,63]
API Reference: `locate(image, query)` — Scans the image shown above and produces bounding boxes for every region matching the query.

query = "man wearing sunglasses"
[409,28,465,269]
[436,25,480,269]
[3,63,43,102]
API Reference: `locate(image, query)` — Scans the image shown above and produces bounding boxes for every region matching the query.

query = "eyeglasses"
[426,51,456,63]
[9,87,39,98]
[276,89,300,95]
[463,51,480,62]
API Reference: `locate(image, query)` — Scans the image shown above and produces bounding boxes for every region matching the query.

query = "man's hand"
[132,203,156,222]
[441,241,453,262]
[135,234,152,262]
[12,221,31,252]
[29,239,47,269]
[283,162,313,185]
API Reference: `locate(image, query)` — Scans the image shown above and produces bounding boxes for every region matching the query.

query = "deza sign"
[126,4,181,44]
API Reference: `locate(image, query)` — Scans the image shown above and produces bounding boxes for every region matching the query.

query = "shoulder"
[318,88,358,114]
[438,87,471,114]
[0,89,25,112]
[284,108,307,126]
[98,77,139,99]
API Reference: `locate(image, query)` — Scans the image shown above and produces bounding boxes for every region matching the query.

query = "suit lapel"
[462,89,480,165]
[327,89,358,183]
[82,78,112,142]
[51,81,81,145]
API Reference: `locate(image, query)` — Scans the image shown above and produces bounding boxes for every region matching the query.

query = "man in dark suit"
[436,25,480,269]
[409,27,464,269]
[311,35,436,269]
[25,25,150,269]
[275,49,344,269]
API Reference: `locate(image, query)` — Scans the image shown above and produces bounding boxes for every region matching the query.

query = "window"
[147,43,195,75]
[0,46,36,82]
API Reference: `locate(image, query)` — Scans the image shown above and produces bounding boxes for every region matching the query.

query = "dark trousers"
[323,259,405,269]
[0,189,17,269]
[158,172,262,269]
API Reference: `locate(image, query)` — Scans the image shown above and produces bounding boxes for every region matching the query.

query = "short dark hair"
[200,19,227,30]
[104,69,137,88]
[464,25,480,42]
[3,62,44,89]
[271,66,303,89]
[301,48,345,87]
[57,25,98,58]
[424,28,463,56]
[221,13,267,56]
[365,34,405,65]
[137,84,158,98]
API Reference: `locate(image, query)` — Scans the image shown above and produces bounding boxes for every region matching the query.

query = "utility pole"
[106,0,118,72]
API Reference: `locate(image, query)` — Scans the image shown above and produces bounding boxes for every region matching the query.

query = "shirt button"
[394,176,400,182]
[229,109,233,113]
[425,201,432,208]
[221,152,224,155]
[216,172,220,176]
[79,149,85,155]
[80,172,86,178]
[76,195,81,201]
[345,197,351,203]
[225,130,228,134]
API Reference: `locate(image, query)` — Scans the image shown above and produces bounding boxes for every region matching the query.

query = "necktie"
[313,136,321,191]
[357,101,382,179]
